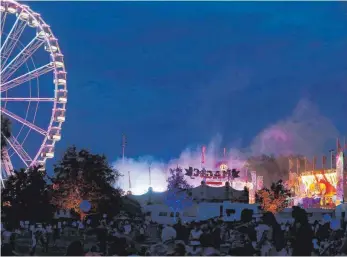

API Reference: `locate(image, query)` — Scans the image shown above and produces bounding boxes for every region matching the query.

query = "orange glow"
[257,189,288,213]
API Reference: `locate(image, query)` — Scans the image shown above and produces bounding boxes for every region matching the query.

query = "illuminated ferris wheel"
[0,0,67,181]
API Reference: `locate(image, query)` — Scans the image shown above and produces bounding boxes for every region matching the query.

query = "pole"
[149,163,152,187]
[201,145,206,168]
[329,150,334,170]
[122,134,126,164]
[128,170,131,191]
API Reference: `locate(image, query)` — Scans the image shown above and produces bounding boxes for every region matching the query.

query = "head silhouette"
[66,240,84,256]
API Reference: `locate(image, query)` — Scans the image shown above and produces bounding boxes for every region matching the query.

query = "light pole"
[148,162,152,187]
[329,149,335,169]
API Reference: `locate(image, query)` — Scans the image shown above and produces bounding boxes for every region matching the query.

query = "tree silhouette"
[167,167,192,191]
[1,116,11,158]
[1,167,55,225]
[51,146,122,217]
[256,180,291,213]
[166,167,193,220]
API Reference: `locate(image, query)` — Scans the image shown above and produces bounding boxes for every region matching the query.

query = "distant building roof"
[128,184,247,206]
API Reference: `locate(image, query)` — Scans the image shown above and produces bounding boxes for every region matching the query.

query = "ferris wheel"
[0,0,67,182]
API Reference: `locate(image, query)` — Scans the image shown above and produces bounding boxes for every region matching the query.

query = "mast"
[122,134,127,164]
[128,170,132,191]
[148,163,152,187]
[201,145,206,168]
[329,149,334,170]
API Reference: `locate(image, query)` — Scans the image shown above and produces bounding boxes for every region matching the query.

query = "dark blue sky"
[28,1,347,164]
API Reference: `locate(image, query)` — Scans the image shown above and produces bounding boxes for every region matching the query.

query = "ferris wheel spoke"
[2,133,32,167]
[0,107,48,136]
[0,16,27,70]
[1,147,14,176]
[1,63,54,93]
[0,12,7,36]
[1,36,44,83]
[2,97,55,102]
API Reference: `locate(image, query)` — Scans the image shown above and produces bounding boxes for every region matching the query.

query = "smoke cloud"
[250,98,339,157]
[113,99,340,194]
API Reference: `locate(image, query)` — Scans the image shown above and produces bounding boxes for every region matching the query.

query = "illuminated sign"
[183,166,240,179]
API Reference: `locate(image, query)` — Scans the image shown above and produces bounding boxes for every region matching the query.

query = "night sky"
[27,1,347,168]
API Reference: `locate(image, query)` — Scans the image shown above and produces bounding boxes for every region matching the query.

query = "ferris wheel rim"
[0,0,67,171]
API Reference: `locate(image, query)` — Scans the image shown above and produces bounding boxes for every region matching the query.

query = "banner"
[182,164,242,188]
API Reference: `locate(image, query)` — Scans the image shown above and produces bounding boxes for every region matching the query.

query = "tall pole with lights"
[329,149,334,170]
[122,134,127,164]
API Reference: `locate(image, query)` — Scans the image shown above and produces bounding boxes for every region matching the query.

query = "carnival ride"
[0,0,67,184]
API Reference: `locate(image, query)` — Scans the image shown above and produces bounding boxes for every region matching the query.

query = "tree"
[1,116,11,157]
[51,146,122,218]
[166,167,193,220]
[167,167,192,191]
[256,180,291,213]
[1,167,55,225]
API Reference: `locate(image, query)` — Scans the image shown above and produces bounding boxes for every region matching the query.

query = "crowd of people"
[2,206,347,256]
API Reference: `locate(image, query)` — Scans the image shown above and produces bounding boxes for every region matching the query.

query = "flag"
[296,158,300,173]
[322,155,327,169]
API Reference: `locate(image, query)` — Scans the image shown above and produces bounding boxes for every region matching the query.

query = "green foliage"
[51,146,122,217]
[1,167,55,224]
